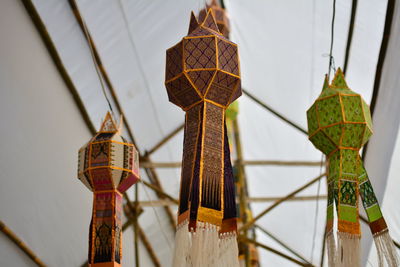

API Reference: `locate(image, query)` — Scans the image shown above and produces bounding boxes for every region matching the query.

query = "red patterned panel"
[91,168,113,191]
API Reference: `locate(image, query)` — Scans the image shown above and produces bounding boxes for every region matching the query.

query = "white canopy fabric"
[1,0,399,266]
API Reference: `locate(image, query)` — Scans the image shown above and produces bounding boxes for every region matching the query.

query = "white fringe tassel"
[374,230,399,267]
[337,232,360,267]
[218,232,240,267]
[172,221,192,267]
[326,231,337,267]
[172,221,240,267]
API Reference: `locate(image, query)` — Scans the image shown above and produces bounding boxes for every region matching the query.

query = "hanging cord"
[328,0,337,79]
[310,153,325,262]
[78,9,115,118]
[140,180,173,251]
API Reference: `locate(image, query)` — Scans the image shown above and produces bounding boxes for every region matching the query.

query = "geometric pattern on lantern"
[307,68,373,156]
[77,112,140,193]
[165,9,241,110]
[198,0,231,38]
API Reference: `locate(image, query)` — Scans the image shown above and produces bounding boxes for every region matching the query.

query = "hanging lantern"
[165,9,241,267]
[77,112,140,267]
[307,69,398,267]
[198,0,230,38]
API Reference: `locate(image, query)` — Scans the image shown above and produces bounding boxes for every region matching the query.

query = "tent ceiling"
[1,0,399,266]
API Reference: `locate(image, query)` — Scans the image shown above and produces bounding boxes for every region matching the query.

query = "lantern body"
[166,10,241,267]
[307,70,373,156]
[307,69,398,267]
[165,11,241,111]
[77,112,139,267]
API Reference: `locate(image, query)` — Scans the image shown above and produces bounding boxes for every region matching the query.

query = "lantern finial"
[188,11,199,34]
[211,0,218,6]
[201,8,220,33]
[331,67,348,89]
[322,74,329,90]
[99,111,118,133]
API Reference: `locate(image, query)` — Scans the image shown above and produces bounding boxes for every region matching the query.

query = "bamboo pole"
[242,89,308,135]
[239,173,326,232]
[137,225,161,267]
[20,0,96,135]
[248,195,327,203]
[141,153,177,229]
[141,180,178,204]
[239,237,314,267]
[134,187,140,267]
[0,220,47,267]
[125,193,161,267]
[255,224,311,265]
[342,0,358,75]
[146,123,184,156]
[232,118,252,266]
[139,160,324,168]
[133,195,326,207]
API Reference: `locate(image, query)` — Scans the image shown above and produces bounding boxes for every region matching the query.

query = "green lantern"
[307,68,398,267]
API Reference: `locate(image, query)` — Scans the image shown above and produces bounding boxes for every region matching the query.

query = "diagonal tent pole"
[239,237,314,267]
[146,123,184,156]
[240,173,326,232]
[0,220,47,267]
[255,224,312,265]
[242,89,308,135]
[342,0,358,75]
[249,195,327,203]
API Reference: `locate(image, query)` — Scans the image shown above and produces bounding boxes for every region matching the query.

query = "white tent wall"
[0,0,94,266]
[363,0,400,265]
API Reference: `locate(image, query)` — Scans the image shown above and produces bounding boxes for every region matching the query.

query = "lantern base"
[172,220,239,267]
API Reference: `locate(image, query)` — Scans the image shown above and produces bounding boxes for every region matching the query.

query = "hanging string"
[78,9,115,118]
[328,0,337,79]
[310,153,325,262]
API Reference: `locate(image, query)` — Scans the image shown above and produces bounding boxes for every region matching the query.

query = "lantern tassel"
[172,222,240,267]
[337,232,360,267]
[374,230,399,267]
[172,221,191,267]
[326,230,337,267]
[190,222,220,266]
[218,232,240,267]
